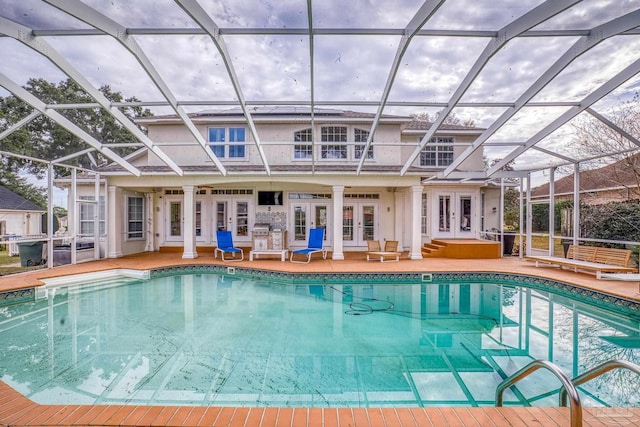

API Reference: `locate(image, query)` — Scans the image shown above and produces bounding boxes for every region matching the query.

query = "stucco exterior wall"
[143,122,405,167]
[0,211,43,236]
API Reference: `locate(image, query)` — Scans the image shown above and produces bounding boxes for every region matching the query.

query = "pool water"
[0,273,638,408]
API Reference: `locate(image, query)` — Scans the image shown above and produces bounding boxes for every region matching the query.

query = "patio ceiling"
[1,0,640,179]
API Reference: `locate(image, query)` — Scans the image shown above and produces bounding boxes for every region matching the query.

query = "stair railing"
[495,359,582,427]
[560,359,640,407]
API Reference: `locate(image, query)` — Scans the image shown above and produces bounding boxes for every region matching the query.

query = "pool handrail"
[559,359,640,407]
[495,359,582,427]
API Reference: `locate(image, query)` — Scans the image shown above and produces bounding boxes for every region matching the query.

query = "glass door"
[213,198,252,243]
[290,203,330,246]
[433,192,475,238]
[165,198,182,242]
[234,200,249,240]
[216,201,227,231]
[343,203,377,247]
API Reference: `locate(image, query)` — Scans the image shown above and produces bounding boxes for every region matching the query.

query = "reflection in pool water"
[0,273,638,408]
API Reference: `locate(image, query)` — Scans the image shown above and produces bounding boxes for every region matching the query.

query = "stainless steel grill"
[252,224,271,236]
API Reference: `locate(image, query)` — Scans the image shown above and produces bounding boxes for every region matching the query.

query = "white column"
[145,192,155,252]
[409,185,423,260]
[46,164,54,268]
[573,163,580,245]
[394,190,404,250]
[107,185,122,258]
[94,174,101,260]
[182,185,198,259]
[69,169,77,264]
[332,185,344,260]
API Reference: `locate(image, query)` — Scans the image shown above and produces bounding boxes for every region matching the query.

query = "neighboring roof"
[0,185,44,211]
[530,154,640,197]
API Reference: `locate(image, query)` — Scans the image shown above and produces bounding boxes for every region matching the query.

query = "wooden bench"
[525,244,636,279]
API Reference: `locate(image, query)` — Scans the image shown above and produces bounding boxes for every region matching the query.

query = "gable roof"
[0,185,44,211]
[530,153,640,197]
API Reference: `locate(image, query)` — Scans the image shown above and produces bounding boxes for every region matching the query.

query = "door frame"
[212,196,254,244]
[289,201,331,248]
[342,201,379,247]
[164,196,183,242]
[431,190,477,239]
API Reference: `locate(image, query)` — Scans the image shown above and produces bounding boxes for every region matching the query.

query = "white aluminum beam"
[174,0,271,175]
[0,150,49,164]
[586,107,640,148]
[442,9,640,177]
[531,146,577,163]
[487,58,640,176]
[0,73,141,176]
[53,148,97,164]
[28,27,640,38]
[39,100,586,109]
[306,0,317,174]
[400,0,581,175]
[0,16,184,176]
[0,110,40,141]
[356,0,445,174]
[44,0,227,175]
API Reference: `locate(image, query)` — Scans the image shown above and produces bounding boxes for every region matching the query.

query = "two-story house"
[57,107,500,260]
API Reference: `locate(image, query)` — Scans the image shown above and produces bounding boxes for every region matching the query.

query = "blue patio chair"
[290,227,327,263]
[215,230,244,261]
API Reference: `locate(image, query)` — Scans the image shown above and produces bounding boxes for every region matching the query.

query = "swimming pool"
[0,269,638,408]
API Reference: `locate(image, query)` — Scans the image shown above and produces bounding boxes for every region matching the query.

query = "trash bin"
[17,242,44,267]
[502,232,515,256]
[562,241,572,257]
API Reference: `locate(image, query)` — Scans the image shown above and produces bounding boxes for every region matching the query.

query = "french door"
[342,203,377,247]
[290,203,330,247]
[214,199,252,243]
[433,192,475,238]
[165,198,183,242]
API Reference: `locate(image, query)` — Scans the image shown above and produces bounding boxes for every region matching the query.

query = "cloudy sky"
[1,0,640,178]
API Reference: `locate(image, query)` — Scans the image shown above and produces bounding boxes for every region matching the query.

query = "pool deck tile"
[292,407,308,427]
[1,252,639,427]
[380,407,402,427]
[244,407,266,427]
[366,407,385,426]
[308,407,324,427]
[261,407,279,426]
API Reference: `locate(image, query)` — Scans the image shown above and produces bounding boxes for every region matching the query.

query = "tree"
[411,111,476,127]
[571,92,640,200]
[0,78,152,204]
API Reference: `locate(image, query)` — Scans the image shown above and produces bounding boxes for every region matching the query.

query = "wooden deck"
[422,239,502,259]
[0,251,638,426]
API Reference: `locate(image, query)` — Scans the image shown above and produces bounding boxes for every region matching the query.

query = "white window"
[321,126,347,159]
[420,137,454,167]
[294,128,313,159]
[127,196,144,239]
[79,196,105,236]
[208,127,246,158]
[354,128,374,160]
